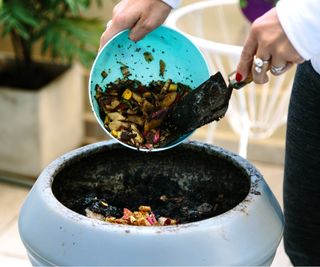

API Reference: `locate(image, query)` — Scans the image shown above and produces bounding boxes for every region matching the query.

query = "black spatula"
[160,71,253,146]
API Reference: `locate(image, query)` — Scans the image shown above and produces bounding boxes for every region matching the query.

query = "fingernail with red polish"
[236,72,243,82]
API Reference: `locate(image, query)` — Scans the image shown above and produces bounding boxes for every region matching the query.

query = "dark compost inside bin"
[52,143,250,224]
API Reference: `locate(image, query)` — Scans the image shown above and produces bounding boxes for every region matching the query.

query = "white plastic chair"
[166,0,295,158]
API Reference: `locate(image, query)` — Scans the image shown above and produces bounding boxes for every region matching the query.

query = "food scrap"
[143,52,154,63]
[159,59,166,77]
[85,204,177,226]
[95,66,192,149]
[101,70,108,80]
[120,64,131,78]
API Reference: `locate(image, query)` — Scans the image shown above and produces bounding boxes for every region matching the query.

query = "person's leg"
[284,61,320,265]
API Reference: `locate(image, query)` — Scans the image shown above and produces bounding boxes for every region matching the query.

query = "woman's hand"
[236,7,304,84]
[99,0,172,50]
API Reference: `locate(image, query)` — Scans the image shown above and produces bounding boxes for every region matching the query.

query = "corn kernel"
[169,84,178,91]
[122,89,132,100]
[111,130,120,138]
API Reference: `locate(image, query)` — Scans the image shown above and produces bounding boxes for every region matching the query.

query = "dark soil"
[0,61,69,90]
[52,143,250,224]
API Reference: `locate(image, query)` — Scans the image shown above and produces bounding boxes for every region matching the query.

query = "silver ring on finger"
[254,66,262,73]
[254,56,270,74]
[271,64,286,75]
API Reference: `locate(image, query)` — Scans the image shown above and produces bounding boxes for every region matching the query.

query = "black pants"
[284,61,320,265]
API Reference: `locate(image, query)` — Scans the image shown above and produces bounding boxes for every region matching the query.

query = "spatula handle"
[228,71,253,90]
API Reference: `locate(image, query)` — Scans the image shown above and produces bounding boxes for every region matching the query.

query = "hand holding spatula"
[160,71,253,147]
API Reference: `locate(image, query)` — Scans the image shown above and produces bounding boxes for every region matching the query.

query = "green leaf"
[0,0,103,66]
[11,3,38,27]
[239,0,248,9]
[0,1,39,40]
[38,16,103,66]
[65,0,91,15]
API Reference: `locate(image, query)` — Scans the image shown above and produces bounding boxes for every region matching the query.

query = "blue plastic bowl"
[89,25,209,151]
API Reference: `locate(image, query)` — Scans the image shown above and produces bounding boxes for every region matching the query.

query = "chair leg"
[238,120,249,158]
[205,122,217,144]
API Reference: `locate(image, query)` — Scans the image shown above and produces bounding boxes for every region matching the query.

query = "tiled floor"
[0,162,291,266]
[0,182,31,266]
[255,162,292,267]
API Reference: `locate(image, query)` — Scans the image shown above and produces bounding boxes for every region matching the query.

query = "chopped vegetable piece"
[150,108,168,119]
[111,130,121,138]
[144,143,153,149]
[142,99,154,113]
[131,92,142,103]
[121,99,132,109]
[120,131,136,142]
[104,116,110,124]
[120,65,131,78]
[144,118,162,132]
[110,99,120,109]
[94,64,192,149]
[126,108,138,115]
[131,124,144,144]
[139,206,151,212]
[153,129,160,144]
[143,52,154,63]
[100,201,108,207]
[109,120,123,131]
[159,59,166,77]
[101,70,108,79]
[86,204,177,226]
[108,112,125,121]
[143,92,152,98]
[95,84,103,99]
[122,89,133,100]
[162,92,177,107]
[160,195,168,201]
[85,208,105,221]
[95,84,103,92]
[161,79,171,93]
[122,208,132,219]
[169,83,178,91]
[127,115,144,126]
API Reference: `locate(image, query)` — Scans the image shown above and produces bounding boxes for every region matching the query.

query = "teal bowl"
[89,25,210,151]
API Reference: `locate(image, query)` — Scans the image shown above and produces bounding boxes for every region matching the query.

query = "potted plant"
[0,0,103,178]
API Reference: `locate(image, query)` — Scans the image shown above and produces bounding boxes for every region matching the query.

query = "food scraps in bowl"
[85,202,177,226]
[94,67,192,150]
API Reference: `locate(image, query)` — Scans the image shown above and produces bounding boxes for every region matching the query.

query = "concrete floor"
[0,161,291,266]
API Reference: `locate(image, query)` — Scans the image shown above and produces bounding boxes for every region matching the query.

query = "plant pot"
[0,58,84,178]
[19,141,283,266]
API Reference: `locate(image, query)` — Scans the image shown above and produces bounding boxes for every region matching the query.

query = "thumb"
[99,22,121,51]
[99,12,141,51]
